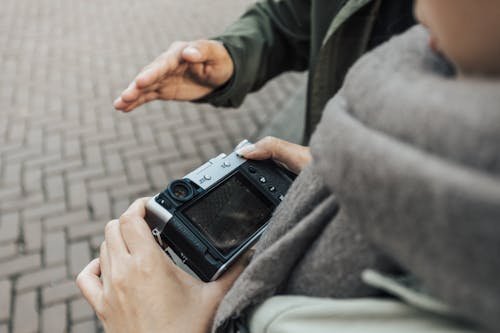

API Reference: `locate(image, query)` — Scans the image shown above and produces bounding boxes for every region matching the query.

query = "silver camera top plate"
[183,140,251,190]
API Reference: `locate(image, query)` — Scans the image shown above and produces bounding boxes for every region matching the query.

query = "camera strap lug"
[152,228,165,247]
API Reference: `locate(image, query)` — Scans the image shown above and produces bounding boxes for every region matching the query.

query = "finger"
[118,44,182,105]
[119,214,157,255]
[76,258,103,311]
[119,198,157,254]
[181,40,226,63]
[122,91,159,113]
[123,197,150,217]
[237,136,311,173]
[236,143,271,160]
[236,137,310,174]
[135,42,187,89]
[105,219,130,257]
[99,241,111,288]
[236,136,293,160]
[113,96,128,110]
[120,81,141,103]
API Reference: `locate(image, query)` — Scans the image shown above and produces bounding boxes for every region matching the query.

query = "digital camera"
[145,140,295,282]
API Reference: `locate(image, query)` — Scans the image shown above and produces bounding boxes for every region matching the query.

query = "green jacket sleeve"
[198,0,311,108]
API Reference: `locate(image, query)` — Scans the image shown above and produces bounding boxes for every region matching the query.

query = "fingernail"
[113,97,121,106]
[236,144,256,157]
[184,46,201,58]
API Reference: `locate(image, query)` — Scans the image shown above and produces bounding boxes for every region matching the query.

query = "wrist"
[192,40,236,105]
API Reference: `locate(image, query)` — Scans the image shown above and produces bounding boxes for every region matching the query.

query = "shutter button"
[204,175,212,180]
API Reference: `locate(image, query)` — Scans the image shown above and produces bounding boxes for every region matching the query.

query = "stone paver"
[41,304,67,333]
[0,280,12,321]
[12,291,38,333]
[0,0,305,331]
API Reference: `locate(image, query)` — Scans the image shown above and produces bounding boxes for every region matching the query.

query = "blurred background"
[0,0,304,332]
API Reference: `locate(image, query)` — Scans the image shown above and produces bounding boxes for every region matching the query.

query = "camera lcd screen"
[182,173,273,255]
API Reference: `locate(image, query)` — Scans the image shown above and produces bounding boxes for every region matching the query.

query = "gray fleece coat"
[213,26,500,333]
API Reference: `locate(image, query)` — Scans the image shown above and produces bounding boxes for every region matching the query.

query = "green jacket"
[201,0,414,142]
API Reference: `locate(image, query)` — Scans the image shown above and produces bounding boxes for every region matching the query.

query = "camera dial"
[167,179,195,202]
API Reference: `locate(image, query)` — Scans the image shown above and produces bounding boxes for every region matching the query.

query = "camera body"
[145,140,295,282]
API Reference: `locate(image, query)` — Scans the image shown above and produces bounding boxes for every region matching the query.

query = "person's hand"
[236,136,311,174]
[114,40,234,112]
[76,198,245,333]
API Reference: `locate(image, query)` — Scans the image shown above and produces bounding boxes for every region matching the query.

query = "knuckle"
[138,260,152,274]
[111,272,126,287]
[261,136,276,146]
[137,197,151,208]
[131,197,144,207]
[119,212,133,225]
[261,136,279,153]
[75,272,85,288]
[104,220,116,234]
[134,257,154,276]
[99,241,106,255]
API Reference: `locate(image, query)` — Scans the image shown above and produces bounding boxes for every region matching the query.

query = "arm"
[114,0,311,113]
[201,0,312,107]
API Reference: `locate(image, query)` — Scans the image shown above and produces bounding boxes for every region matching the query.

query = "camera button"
[203,175,212,180]
[268,186,276,192]
[259,176,267,183]
[156,196,171,209]
[222,161,231,167]
[248,166,256,173]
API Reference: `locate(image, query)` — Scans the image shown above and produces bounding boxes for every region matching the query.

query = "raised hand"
[114,40,234,112]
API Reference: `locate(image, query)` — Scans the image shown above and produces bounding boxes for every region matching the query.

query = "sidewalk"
[0,0,304,332]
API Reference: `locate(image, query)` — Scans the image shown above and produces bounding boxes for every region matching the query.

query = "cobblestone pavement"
[0,0,304,332]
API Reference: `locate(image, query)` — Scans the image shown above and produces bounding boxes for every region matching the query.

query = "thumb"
[181,40,226,63]
[236,136,311,174]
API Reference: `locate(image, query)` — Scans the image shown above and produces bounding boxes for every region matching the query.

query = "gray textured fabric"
[249,296,479,333]
[311,26,500,330]
[213,25,500,333]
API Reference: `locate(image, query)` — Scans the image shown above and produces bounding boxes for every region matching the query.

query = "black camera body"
[145,140,294,282]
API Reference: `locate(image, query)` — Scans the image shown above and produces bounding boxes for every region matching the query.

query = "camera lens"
[167,179,195,202]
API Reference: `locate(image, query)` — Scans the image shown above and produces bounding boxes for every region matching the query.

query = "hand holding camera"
[77,137,307,332]
[77,198,247,333]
